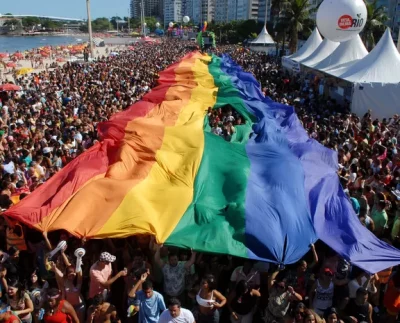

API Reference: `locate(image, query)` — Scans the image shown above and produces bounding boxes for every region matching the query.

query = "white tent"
[251,25,275,45]
[300,39,340,67]
[282,28,322,72]
[312,35,368,77]
[291,28,323,62]
[338,29,400,119]
[339,29,400,83]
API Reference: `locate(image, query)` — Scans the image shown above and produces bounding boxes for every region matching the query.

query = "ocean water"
[0,36,89,53]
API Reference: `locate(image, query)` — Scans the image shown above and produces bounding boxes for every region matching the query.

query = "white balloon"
[169,22,174,28]
[156,22,160,27]
[316,0,367,42]
[183,16,190,23]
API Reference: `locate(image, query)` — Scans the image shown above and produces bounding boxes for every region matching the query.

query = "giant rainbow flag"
[5,52,400,272]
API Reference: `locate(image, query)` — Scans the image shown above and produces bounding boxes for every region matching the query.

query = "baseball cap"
[43,147,52,154]
[99,252,116,263]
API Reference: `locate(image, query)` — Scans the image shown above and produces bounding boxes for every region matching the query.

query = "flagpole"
[86,0,94,58]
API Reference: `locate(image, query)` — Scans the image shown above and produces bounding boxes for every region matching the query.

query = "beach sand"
[0,44,128,83]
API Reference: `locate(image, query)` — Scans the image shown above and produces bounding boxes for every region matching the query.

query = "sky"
[1,0,131,19]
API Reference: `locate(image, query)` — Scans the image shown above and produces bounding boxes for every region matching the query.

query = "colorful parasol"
[0,84,22,91]
[16,68,34,76]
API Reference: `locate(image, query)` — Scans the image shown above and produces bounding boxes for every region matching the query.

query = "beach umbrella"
[128,46,135,51]
[0,84,22,91]
[13,53,23,59]
[16,68,34,76]
[109,52,119,56]
[0,53,9,59]
[56,58,65,62]
[6,62,16,68]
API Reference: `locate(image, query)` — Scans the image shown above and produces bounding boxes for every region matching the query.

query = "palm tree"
[279,0,314,54]
[361,0,388,50]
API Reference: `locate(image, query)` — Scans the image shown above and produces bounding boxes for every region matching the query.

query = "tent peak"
[339,28,400,83]
[290,28,323,62]
[251,25,275,44]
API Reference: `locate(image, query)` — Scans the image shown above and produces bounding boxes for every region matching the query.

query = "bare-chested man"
[87,294,120,323]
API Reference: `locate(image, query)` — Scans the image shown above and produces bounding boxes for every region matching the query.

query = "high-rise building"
[164,0,183,23]
[184,0,202,25]
[227,0,238,21]
[215,0,228,22]
[159,0,165,20]
[257,0,272,24]
[183,0,215,25]
[382,0,399,29]
[392,0,400,30]
[130,0,162,19]
[215,0,258,22]
[202,0,216,22]
[236,0,259,20]
[258,0,321,24]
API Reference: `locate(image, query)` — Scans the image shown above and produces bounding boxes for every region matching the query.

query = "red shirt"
[44,300,70,323]
[4,314,19,323]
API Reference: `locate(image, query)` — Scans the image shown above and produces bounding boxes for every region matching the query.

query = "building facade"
[393,0,400,30]
[238,0,259,20]
[384,0,400,28]
[164,0,183,23]
[130,0,162,19]
[182,0,215,25]
[215,0,228,22]
[257,0,271,24]
[183,0,200,25]
[227,0,239,21]
[202,0,216,23]
[215,0,258,22]
[258,0,321,24]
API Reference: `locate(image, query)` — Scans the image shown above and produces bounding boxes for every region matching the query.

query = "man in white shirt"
[230,260,260,289]
[158,298,195,323]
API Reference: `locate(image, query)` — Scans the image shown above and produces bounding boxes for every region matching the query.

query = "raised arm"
[128,272,148,298]
[49,261,65,296]
[184,251,197,270]
[42,232,52,250]
[268,270,279,291]
[60,248,71,268]
[309,244,319,268]
[100,270,127,289]
[76,269,83,291]
[154,245,165,268]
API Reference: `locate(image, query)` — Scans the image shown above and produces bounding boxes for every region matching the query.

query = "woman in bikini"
[52,263,85,323]
[43,288,79,323]
[192,274,226,323]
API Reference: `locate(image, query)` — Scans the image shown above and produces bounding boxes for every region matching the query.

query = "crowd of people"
[0,39,398,323]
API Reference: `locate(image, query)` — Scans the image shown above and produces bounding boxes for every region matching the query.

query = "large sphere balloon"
[156,22,160,27]
[183,16,190,23]
[169,22,174,28]
[316,0,367,42]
